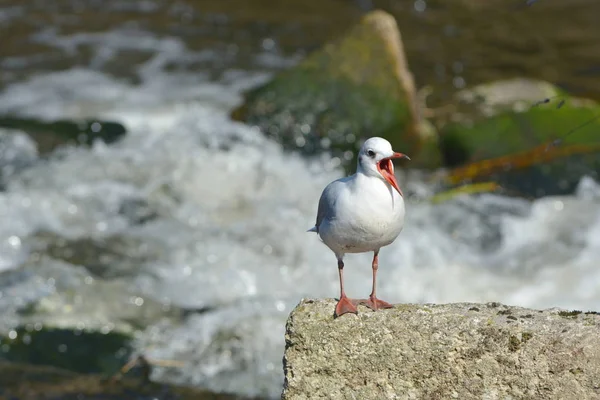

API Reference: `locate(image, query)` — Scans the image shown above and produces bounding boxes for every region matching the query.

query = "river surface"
[1,0,600,398]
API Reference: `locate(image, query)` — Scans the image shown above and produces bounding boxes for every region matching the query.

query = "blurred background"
[0,0,599,399]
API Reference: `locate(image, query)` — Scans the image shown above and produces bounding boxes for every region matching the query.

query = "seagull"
[308,137,410,317]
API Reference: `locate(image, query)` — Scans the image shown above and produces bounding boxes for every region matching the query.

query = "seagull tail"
[307,226,318,233]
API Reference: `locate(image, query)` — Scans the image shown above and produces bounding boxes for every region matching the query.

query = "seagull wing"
[308,179,346,234]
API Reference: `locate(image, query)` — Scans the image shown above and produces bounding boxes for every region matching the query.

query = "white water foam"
[0,32,599,398]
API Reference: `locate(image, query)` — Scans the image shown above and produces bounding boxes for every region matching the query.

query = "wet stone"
[0,115,127,155]
[0,361,258,400]
[233,10,427,173]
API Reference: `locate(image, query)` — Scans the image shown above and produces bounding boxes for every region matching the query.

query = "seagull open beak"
[377,152,410,195]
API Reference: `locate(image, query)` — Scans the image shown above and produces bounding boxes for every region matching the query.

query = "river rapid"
[1,1,600,398]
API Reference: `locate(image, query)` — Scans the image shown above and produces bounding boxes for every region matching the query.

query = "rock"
[0,262,181,382]
[439,78,600,167]
[0,361,256,400]
[0,240,181,375]
[232,10,430,171]
[0,327,132,375]
[445,147,600,199]
[0,115,127,155]
[282,299,600,400]
[433,78,600,197]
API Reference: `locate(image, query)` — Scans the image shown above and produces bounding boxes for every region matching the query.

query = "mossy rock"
[232,10,431,171]
[0,361,256,400]
[439,78,600,166]
[438,142,600,198]
[435,79,600,197]
[0,327,132,375]
[0,115,127,155]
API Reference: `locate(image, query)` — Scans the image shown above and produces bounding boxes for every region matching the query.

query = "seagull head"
[357,137,410,195]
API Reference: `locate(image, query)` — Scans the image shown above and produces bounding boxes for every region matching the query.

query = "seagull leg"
[362,250,393,311]
[334,259,358,317]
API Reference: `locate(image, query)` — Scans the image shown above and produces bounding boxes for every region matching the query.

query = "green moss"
[437,81,600,198]
[570,367,584,375]
[439,96,600,166]
[295,305,308,314]
[430,182,502,204]
[238,70,415,174]
[558,310,582,319]
[0,362,243,400]
[508,335,521,352]
[521,332,533,343]
[386,304,416,312]
[0,326,132,375]
[232,11,431,173]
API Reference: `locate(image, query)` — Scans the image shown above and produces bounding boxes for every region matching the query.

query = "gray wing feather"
[308,180,343,233]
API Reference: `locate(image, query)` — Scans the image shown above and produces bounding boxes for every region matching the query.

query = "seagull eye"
[367,150,376,158]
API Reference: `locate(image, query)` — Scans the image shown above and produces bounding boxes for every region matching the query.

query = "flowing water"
[1,0,600,399]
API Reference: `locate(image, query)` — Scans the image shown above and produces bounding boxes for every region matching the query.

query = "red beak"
[377,152,410,195]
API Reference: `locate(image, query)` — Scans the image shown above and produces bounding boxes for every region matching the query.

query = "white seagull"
[308,137,409,317]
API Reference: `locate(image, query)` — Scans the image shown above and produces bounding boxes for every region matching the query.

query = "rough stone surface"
[282,299,600,400]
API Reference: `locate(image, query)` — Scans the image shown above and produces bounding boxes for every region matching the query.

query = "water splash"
[0,60,599,398]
